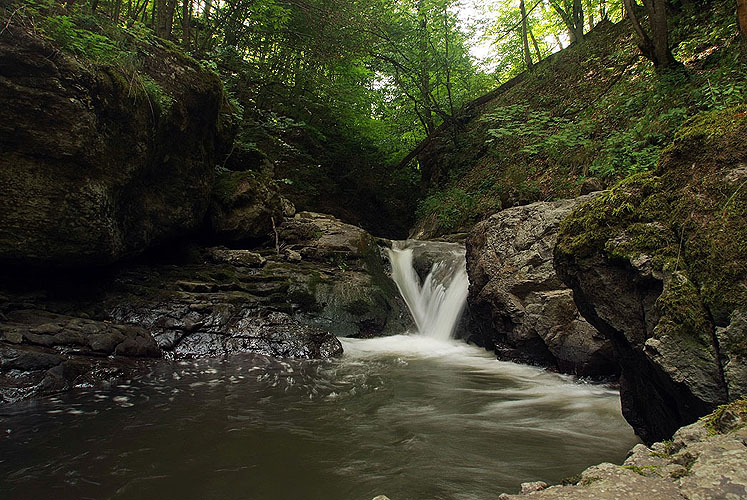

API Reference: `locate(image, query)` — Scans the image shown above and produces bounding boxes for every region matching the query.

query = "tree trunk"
[182,0,191,49]
[520,0,534,70]
[624,0,677,70]
[204,0,212,21]
[738,0,747,45]
[417,0,435,135]
[572,0,585,42]
[155,0,177,39]
[529,29,542,62]
[645,0,676,68]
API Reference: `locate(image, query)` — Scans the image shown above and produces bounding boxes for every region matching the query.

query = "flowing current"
[0,241,638,500]
[387,240,469,340]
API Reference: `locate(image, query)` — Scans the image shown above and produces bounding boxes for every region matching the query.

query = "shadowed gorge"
[0,0,745,497]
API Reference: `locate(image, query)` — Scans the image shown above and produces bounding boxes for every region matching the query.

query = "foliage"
[416,187,478,232]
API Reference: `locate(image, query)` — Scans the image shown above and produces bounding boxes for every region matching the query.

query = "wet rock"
[276,212,413,336]
[0,25,226,267]
[0,310,159,404]
[466,194,615,376]
[113,302,342,359]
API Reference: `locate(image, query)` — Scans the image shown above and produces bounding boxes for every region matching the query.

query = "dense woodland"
[4,0,747,235]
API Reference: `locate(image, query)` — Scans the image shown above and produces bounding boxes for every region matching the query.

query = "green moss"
[579,476,602,486]
[560,474,582,486]
[653,273,713,346]
[622,465,661,476]
[557,109,747,350]
[671,106,747,146]
[701,397,747,435]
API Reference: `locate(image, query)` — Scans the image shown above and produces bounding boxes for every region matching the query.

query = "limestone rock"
[0,25,227,266]
[497,400,747,499]
[465,194,615,376]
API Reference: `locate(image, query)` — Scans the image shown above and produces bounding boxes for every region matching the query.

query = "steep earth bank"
[555,108,747,443]
[466,194,616,376]
[498,399,747,500]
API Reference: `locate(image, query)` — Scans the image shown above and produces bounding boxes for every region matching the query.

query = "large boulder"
[277,212,413,336]
[466,194,615,376]
[555,109,747,442]
[207,157,292,243]
[0,24,228,266]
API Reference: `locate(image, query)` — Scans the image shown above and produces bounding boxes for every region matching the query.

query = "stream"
[0,241,638,499]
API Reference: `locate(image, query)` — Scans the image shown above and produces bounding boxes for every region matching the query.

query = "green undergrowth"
[14,0,202,116]
[415,0,746,236]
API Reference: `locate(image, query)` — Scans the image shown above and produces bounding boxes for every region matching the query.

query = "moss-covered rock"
[555,108,747,443]
[0,21,229,267]
[207,159,289,243]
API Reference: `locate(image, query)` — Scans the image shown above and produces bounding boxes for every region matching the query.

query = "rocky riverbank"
[498,399,747,499]
[0,212,410,404]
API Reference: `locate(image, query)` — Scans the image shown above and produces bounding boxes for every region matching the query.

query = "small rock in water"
[371,496,391,500]
[520,481,548,494]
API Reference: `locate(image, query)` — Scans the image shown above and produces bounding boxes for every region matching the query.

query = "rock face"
[0,25,228,266]
[555,109,747,442]
[497,399,747,500]
[466,194,615,376]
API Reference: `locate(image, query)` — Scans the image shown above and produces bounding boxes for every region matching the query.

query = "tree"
[155,0,177,39]
[738,0,747,46]
[549,0,585,44]
[623,0,678,70]
[520,0,534,69]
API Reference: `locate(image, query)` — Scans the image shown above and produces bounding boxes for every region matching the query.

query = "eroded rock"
[0,25,227,266]
[466,194,615,376]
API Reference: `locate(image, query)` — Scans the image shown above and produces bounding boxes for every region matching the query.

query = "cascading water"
[387,240,469,341]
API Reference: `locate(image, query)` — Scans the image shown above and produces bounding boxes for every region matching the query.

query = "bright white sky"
[454,0,497,67]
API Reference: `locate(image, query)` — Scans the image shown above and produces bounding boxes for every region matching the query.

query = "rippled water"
[0,336,638,500]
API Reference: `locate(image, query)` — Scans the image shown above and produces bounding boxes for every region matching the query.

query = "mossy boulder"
[0,23,228,266]
[555,108,747,442]
[207,159,290,243]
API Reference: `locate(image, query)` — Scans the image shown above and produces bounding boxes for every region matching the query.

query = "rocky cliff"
[555,108,747,442]
[466,194,615,376]
[0,23,229,266]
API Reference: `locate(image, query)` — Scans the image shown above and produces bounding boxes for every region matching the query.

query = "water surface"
[0,336,638,500]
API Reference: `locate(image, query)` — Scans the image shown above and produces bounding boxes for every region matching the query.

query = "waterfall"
[387,240,469,341]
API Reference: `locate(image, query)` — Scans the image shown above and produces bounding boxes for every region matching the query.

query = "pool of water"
[0,335,638,500]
